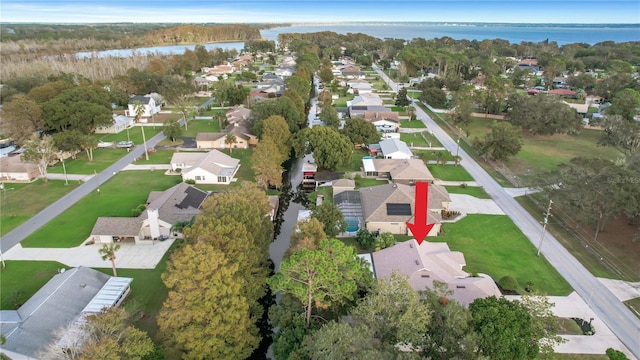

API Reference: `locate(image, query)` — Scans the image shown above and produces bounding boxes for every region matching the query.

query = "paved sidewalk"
[44,173,94,182]
[598,278,640,302]
[503,187,542,197]
[506,292,636,359]
[3,240,174,269]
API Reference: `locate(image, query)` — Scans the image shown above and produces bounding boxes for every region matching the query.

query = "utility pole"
[537,199,553,256]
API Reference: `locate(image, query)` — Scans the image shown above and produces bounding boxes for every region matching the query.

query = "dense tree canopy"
[252,97,304,136]
[311,201,347,238]
[158,242,259,359]
[473,121,524,161]
[506,94,582,135]
[292,126,353,171]
[341,117,380,146]
[0,94,43,145]
[41,86,112,133]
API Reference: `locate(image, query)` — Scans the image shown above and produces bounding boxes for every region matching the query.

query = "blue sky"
[2,1,639,24]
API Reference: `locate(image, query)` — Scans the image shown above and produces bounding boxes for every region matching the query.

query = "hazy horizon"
[2,1,639,24]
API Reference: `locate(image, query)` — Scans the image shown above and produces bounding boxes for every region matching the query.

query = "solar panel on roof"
[386,203,412,216]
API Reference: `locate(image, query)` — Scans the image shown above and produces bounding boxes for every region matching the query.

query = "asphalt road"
[372,65,640,357]
[0,98,214,254]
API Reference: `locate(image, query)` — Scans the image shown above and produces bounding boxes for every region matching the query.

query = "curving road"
[372,65,640,357]
[0,99,214,254]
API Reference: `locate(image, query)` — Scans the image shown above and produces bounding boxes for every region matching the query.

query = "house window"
[195,176,205,181]
[218,176,226,183]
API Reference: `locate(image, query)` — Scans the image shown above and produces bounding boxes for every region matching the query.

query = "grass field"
[134,149,175,164]
[428,164,474,181]
[94,126,163,146]
[465,117,623,183]
[0,180,79,236]
[48,148,131,174]
[182,118,221,137]
[0,261,66,310]
[440,215,572,295]
[21,172,181,248]
[400,120,426,128]
[336,149,369,173]
[444,185,491,199]
[355,177,389,188]
[95,240,182,339]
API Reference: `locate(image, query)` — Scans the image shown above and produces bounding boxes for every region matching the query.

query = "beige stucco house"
[0,155,42,182]
[171,149,240,185]
[372,240,502,307]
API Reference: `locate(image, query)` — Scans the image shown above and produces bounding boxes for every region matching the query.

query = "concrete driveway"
[448,194,505,215]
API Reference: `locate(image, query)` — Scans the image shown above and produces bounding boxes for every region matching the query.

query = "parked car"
[116,141,134,148]
[97,140,114,148]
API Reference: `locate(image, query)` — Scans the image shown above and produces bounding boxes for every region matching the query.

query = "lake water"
[261,23,640,45]
[72,23,639,58]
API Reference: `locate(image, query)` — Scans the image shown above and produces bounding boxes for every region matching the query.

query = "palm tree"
[99,243,121,276]
[225,133,237,154]
[133,100,149,161]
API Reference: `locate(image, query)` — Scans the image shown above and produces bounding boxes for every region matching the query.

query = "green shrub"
[356,229,376,249]
[131,203,146,217]
[498,275,520,291]
[375,232,396,250]
[185,179,196,185]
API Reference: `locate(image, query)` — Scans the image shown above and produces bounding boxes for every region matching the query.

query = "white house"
[126,95,161,119]
[95,114,134,134]
[347,93,384,107]
[379,139,413,159]
[171,149,240,185]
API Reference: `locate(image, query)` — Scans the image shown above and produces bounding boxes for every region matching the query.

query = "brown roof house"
[356,183,450,236]
[90,183,209,244]
[170,149,240,185]
[196,107,257,150]
[372,240,502,307]
[362,158,434,185]
[0,155,42,182]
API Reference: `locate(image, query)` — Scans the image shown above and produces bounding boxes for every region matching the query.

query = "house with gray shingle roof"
[379,138,413,159]
[372,240,501,307]
[90,183,209,244]
[0,267,132,359]
[170,149,240,185]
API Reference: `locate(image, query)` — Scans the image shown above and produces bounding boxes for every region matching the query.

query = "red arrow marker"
[406,181,435,245]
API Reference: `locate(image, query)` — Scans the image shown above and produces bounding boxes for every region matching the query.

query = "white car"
[97,140,114,148]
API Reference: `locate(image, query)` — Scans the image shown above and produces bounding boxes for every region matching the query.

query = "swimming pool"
[345,217,359,232]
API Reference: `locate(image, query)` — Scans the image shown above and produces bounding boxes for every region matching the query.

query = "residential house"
[0,155,41,182]
[171,149,240,185]
[354,182,449,236]
[91,183,209,243]
[362,158,434,185]
[95,114,134,134]
[274,66,295,78]
[207,64,235,76]
[126,95,161,119]
[347,80,373,94]
[347,93,384,108]
[363,111,400,133]
[372,240,501,307]
[348,105,390,118]
[341,65,366,79]
[225,105,252,125]
[548,88,577,97]
[331,178,356,196]
[379,138,413,159]
[196,128,257,150]
[0,267,132,359]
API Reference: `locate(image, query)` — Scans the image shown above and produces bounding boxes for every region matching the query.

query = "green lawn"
[464,117,623,183]
[444,185,491,199]
[439,215,572,296]
[336,149,369,173]
[48,148,130,174]
[556,317,584,335]
[400,120,426,128]
[182,119,221,137]
[94,126,163,145]
[355,177,389,188]
[95,240,182,339]
[1,260,66,310]
[428,164,474,181]
[0,180,79,236]
[21,172,181,248]
[134,149,175,164]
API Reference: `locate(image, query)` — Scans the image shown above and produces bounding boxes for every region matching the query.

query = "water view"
[261,22,640,45]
